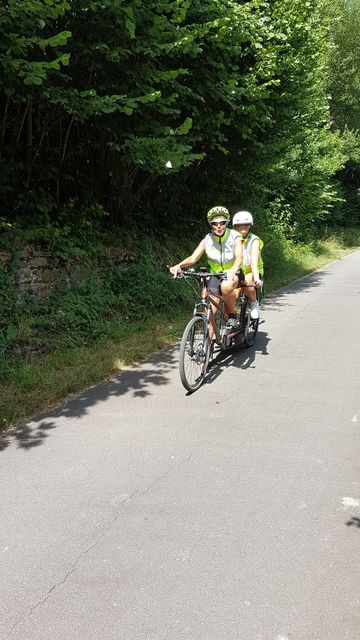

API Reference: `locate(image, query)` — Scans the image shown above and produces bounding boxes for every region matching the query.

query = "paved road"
[1,251,360,640]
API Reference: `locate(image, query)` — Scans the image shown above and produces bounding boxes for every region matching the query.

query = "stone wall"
[0,246,86,300]
[0,243,136,300]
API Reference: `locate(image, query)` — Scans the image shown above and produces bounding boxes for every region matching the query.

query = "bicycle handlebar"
[174,268,258,286]
[177,269,226,279]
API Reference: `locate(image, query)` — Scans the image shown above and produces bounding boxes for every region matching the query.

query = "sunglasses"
[210,220,227,227]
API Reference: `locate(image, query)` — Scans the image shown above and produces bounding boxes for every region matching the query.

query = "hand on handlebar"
[169,264,181,278]
[253,278,262,288]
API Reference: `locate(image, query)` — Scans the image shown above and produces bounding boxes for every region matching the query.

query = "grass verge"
[1,228,360,431]
[263,228,360,293]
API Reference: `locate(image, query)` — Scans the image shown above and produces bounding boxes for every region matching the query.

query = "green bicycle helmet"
[207,206,230,223]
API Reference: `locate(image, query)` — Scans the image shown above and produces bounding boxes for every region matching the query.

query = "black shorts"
[207,270,245,297]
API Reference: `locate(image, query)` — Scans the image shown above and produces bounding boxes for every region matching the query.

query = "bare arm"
[226,236,243,281]
[169,240,205,277]
[232,236,243,273]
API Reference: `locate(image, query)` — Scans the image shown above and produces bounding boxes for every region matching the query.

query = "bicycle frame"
[193,279,228,346]
[185,269,252,349]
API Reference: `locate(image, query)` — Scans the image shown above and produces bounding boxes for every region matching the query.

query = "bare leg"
[207,298,220,340]
[240,272,255,302]
[221,276,240,315]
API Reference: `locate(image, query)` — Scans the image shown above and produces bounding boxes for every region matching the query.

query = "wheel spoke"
[179,316,209,392]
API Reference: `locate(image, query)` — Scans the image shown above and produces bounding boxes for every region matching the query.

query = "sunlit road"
[1,250,360,640]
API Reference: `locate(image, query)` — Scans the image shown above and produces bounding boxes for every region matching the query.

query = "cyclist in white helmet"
[169,206,244,327]
[232,210,263,320]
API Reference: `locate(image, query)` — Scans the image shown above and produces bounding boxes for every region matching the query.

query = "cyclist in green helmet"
[169,206,244,327]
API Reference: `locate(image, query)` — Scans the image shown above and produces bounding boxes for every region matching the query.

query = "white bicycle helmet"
[232,210,253,226]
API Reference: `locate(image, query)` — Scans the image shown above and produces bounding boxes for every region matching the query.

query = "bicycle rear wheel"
[244,313,259,347]
[256,278,264,304]
[179,315,210,392]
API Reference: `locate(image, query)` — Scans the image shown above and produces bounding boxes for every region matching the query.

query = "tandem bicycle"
[175,267,261,392]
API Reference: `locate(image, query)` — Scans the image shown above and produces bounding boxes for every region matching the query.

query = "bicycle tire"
[179,315,210,392]
[256,279,264,305]
[244,315,259,347]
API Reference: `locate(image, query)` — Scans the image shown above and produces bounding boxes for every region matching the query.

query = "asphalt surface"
[1,250,360,640]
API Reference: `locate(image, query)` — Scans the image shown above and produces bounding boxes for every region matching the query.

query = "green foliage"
[1,200,109,259]
[325,0,360,133]
[0,260,25,382]
[0,1,71,88]
[0,0,347,231]
[0,266,17,359]
[324,0,360,224]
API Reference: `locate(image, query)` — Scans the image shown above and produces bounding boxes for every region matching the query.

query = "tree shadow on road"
[0,345,179,452]
[346,517,360,528]
[0,419,57,451]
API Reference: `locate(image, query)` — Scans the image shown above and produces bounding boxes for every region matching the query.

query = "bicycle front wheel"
[179,315,210,392]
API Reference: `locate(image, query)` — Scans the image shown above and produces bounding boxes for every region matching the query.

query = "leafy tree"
[325,0,360,223]
[0,0,71,203]
[183,0,345,233]
[0,0,347,236]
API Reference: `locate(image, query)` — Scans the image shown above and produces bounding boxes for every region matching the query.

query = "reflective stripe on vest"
[203,228,241,273]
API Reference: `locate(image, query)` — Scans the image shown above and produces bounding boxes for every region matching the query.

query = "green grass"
[1,228,360,431]
[263,228,360,293]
